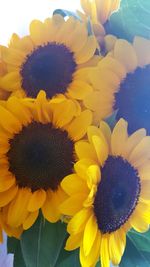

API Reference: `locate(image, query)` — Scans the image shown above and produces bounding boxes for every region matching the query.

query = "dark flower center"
[7,122,75,192]
[20,42,77,98]
[114,65,150,134]
[94,156,140,233]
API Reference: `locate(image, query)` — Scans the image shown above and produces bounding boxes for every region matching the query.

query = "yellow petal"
[29,19,49,45]
[0,71,21,91]
[0,185,18,207]
[67,21,88,53]
[114,39,138,72]
[104,34,117,53]
[2,222,23,239]
[74,158,96,180]
[0,175,15,192]
[123,129,146,159]
[80,0,91,15]
[7,188,31,227]
[92,135,108,166]
[90,61,120,90]
[74,67,91,81]
[86,165,101,188]
[131,213,149,233]
[83,184,97,208]
[44,15,65,41]
[80,231,101,267]
[137,198,150,214]
[68,80,93,100]
[139,162,150,180]
[133,36,150,67]
[109,230,126,265]
[87,125,107,145]
[129,137,150,168]
[66,110,92,141]
[67,208,92,234]
[111,119,128,156]
[75,140,98,162]
[83,214,98,256]
[83,91,113,114]
[99,121,111,147]
[42,14,65,43]
[61,174,88,196]
[59,193,87,216]
[28,189,46,212]
[55,16,76,43]
[96,0,119,24]
[115,228,126,259]
[23,210,39,230]
[65,232,83,251]
[1,46,25,66]
[42,188,66,223]
[7,97,32,126]
[12,88,26,98]
[99,55,126,80]
[100,235,110,267]
[141,180,150,200]
[9,34,34,53]
[0,104,21,133]
[75,36,97,64]
[51,99,77,128]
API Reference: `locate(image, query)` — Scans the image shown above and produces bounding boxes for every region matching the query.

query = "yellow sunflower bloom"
[84,36,150,129]
[0,14,98,101]
[60,119,150,267]
[0,91,92,232]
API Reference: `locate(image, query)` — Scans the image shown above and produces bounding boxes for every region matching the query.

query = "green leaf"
[21,214,67,267]
[7,237,19,254]
[13,242,26,267]
[120,232,150,267]
[106,0,150,42]
[129,229,150,252]
[55,248,80,267]
[96,261,101,267]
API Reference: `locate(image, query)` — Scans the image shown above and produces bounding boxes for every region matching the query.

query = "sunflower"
[111,37,150,134]
[60,119,150,267]
[0,14,98,102]
[84,36,150,130]
[0,91,92,231]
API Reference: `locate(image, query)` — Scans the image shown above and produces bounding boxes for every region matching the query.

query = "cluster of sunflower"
[0,0,150,267]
